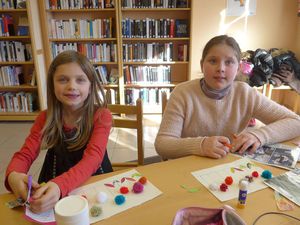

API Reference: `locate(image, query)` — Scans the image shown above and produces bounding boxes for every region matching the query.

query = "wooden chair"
[161,91,168,115]
[107,99,144,168]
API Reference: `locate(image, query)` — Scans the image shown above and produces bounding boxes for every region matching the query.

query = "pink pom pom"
[132,182,144,193]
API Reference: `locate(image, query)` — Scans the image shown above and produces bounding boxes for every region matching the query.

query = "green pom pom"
[90,205,102,217]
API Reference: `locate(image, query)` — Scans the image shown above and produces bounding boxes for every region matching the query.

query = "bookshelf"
[0,0,47,121]
[119,0,191,113]
[39,0,192,113]
[39,0,121,105]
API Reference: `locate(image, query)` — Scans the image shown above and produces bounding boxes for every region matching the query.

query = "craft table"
[0,154,299,225]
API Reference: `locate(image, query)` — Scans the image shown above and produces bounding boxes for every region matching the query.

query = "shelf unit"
[119,0,191,113]
[39,1,122,105]
[39,0,191,113]
[0,0,46,121]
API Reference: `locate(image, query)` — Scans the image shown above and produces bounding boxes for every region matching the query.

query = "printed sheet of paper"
[69,169,162,224]
[25,207,55,224]
[191,158,267,202]
[234,144,300,170]
[264,168,300,207]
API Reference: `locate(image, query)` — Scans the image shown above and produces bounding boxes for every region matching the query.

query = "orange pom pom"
[225,176,233,185]
[138,176,147,185]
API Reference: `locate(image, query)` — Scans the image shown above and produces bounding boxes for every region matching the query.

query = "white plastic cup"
[54,195,90,225]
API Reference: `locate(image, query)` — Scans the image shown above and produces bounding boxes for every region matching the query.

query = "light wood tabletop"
[1,154,299,225]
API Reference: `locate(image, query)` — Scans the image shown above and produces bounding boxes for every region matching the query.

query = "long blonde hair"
[41,50,107,151]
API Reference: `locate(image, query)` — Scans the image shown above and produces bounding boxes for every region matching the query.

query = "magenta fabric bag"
[172,205,246,225]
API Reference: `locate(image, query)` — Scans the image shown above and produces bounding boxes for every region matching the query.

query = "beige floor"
[0,115,161,194]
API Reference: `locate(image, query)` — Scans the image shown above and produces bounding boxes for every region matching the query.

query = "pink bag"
[172,205,246,225]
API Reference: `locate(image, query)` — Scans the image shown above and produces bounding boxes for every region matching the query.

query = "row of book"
[50,18,114,39]
[0,65,22,86]
[0,14,29,37]
[0,41,32,62]
[0,0,25,9]
[46,0,114,9]
[121,18,188,38]
[0,91,36,112]
[125,88,171,105]
[51,42,117,62]
[0,65,35,86]
[121,0,187,8]
[123,42,175,62]
[123,65,171,84]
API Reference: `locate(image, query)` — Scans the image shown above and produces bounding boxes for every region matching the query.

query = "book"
[175,19,188,37]
[264,168,300,206]
[233,144,300,170]
[176,0,188,8]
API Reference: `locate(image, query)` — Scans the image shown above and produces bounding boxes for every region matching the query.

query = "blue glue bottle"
[237,180,249,208]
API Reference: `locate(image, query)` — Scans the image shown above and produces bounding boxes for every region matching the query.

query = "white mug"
[54,195,89,225]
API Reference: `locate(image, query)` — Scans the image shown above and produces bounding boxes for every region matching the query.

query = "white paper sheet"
[69,169,162,224]
[191,158,267,202]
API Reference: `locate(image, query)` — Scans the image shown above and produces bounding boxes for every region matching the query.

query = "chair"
[161,91,168,115]
[107,98,144,168]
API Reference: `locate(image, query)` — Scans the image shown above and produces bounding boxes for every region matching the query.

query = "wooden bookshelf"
[119,0,192,113]
[0,0,47,121]
[38,0,191,113]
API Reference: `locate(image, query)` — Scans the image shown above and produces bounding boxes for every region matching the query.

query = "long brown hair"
[41,50,107,151]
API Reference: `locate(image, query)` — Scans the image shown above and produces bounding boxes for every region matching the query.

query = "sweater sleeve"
[247,90,300,145]
[155,84,206,159]
[5,111,46,191]
[51,108,112,197]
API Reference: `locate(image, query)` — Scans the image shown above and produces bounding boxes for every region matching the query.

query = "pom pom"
[209,183,219,191]
[90,205,102,217]
[225,176,233,185]
[252,171,259,178]
[114,195,126,205]
[261,170,272,179]
[132,182,144,193]
[96,191,108,203]
[220,183,228,192]
[138,176,147,185]
[120,186,129,194]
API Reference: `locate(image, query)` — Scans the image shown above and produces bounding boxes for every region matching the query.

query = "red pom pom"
[252,171,259,178]
[220,183,228,192]
[138,176,147,185]
[225,176,233,185]
[120,186,129,194]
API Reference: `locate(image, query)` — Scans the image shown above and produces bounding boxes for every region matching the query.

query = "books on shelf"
[122,18,176,38]
[123,65,171,84]
[0,41,32,62]
[17,15,29,36]
[121,0,186,8]
[175,19,188,37]
[122,42,173,62]
[0,14,15,37]
[46,0,114,9]
[51,42,117,62]
[177,43,188,61]
[125,88,171,105]
[0,91,36,112]
[0,65,23,86]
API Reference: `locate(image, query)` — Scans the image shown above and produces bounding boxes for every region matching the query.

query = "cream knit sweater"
[155,79,300,159]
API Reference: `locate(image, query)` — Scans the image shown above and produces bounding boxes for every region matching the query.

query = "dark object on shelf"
[249,49,273,87]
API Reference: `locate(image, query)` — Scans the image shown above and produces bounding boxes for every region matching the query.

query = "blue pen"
[24,175,32,206]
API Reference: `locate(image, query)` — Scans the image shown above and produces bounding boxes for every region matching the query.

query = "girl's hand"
[7,172,39,201]
[202,136,231,159]
[30,181,61,213]
[231,132,261,154]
